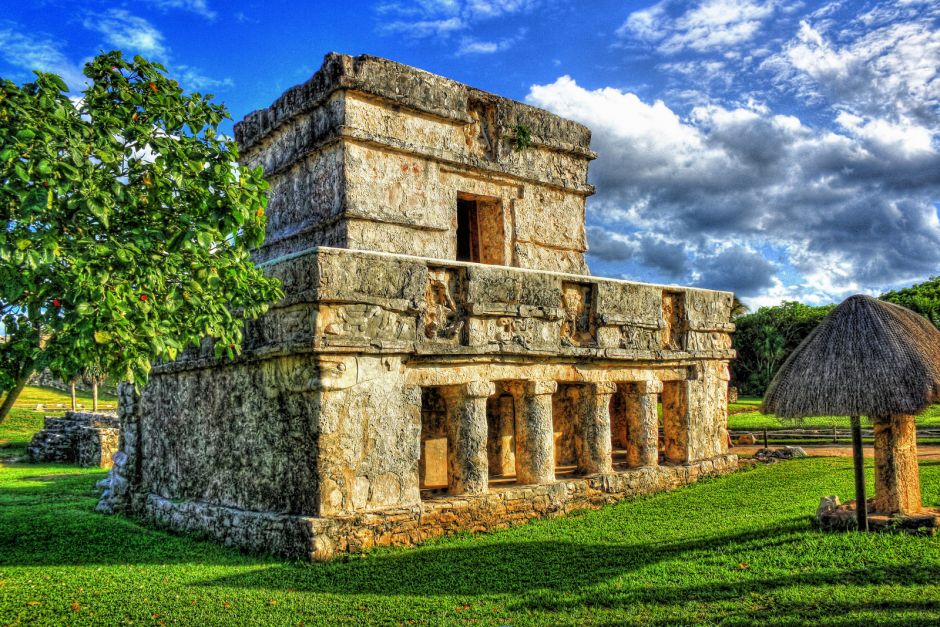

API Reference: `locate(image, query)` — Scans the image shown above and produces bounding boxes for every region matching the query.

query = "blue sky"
[2,0,939,308]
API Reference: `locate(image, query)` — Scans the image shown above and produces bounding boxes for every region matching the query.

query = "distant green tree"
[732,301,836,395]
[730,296,749,319]
[0,51,282,421]
[880,277,940,328]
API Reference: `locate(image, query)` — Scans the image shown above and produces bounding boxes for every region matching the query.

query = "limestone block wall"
[99,246,735,559]
[315,355,422,516]
[135,453,738,560]
[236,54,595,274]
[253,247,735,361]
[135,355,322,515]
[340,92,590,273]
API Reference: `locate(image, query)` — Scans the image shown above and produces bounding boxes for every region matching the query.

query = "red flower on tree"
[139,294,148,302]
[52,299,61,308]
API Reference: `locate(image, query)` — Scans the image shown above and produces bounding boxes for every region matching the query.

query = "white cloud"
[78,10,230,92]
[463,0,539,19]
[174,65,234,92]
[84,10,169,59]
[457,28,526,55]
[835,112,934,157]
[527,74,940,299]
[620,0,781,55]
[377,0,541,42]
[769,11,940,130]
[381,17,466,37]
[0,26,86,90]
[145,0,217,20]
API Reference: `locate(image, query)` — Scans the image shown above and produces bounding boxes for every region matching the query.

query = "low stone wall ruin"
[27,411,120,468]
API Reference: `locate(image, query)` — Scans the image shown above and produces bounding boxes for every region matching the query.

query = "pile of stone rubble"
[753,446,808,463]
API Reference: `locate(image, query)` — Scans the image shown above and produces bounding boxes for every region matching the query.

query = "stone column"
[873,414,922,515]
[511,381,557,485]
[445,381,494,496]
[577,382,615,475]
[626,380,662,468]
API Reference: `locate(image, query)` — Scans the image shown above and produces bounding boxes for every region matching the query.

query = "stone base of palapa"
[816,496,940,535]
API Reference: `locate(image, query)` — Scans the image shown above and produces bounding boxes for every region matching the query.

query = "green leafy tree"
[880,277,940,328]
[0,51,282,421]
[732,301,835,395]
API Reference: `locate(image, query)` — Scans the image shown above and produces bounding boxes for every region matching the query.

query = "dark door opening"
[456,194,505,265]
[456,198,480,263]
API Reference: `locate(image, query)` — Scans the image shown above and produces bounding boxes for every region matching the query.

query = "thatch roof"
[763,295,940,418]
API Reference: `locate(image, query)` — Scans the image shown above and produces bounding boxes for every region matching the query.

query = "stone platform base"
[134,454,737,560]
[817,497,940,535]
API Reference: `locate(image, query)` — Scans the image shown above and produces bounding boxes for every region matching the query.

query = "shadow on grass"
[0,465,276,568]
[508,563,940,621]
[191,523,812,597]
[0,467,808,577]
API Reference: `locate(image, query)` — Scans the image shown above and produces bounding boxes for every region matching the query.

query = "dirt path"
[734,444,940,460]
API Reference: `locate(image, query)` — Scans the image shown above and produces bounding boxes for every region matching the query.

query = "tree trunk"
[0,372,31,423]
[92,381,98,412]
[70,381,77,411]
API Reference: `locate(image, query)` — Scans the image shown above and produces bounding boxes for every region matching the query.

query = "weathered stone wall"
[243,247,735,361]
[236,54,594,274]
[315,355,422,516]
[27,411,119,468]
[135,454,736,560]
[115,247,734,523]
[340,92,590,273]
[96,383,141,514]
[256,141,347,263]
[100,54,738,561]
[136,356,322,515]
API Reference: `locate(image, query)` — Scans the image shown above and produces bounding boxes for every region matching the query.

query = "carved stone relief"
[319,304,413,344]
[619,325,660,351]
[661,291,688,351]
[421,268,465,343]
[561,282,596,346]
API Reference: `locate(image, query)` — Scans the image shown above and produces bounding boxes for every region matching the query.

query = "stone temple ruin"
[97,54,737,560]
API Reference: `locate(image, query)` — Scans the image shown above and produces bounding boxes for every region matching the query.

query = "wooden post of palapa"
[850,415,868,531]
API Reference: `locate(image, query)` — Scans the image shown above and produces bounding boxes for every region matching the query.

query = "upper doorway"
[456,194,505,265]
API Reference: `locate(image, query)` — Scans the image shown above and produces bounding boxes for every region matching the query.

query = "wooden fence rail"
[729,427,940,444]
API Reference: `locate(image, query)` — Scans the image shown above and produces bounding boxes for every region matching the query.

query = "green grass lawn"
[0,386,117,460]
[1,456,939,624]
[2,386,940,623]
[728,396,940,431]
[14,385,117,410]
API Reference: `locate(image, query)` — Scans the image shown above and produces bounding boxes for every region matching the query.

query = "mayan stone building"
[97,53,737,560]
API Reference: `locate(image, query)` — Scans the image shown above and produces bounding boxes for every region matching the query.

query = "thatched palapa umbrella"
[763,295,940,529]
